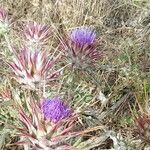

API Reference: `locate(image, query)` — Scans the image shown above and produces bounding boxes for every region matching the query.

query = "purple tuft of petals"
[41,97,72,123]
[70,27,96,45]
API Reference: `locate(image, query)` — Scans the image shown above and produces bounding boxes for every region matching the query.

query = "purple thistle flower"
[60,26,102,68]
[70,27,96,45]
[41,97,72,123]
[15,97,78,149]
[14,97,99,149]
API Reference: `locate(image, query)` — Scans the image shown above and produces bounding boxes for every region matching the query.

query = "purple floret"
[41,97,72,123]
[70,27,96,45]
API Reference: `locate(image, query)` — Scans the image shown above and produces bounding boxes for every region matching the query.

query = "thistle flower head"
[15,98,78,149]
[9,48,59,89]
[135,114,150,140]
[70,27,96,45]
[136,115,150,130]
[24,21,50,49]
[0,8,10,34]
[61,26,102,69]
[41,97,72,123]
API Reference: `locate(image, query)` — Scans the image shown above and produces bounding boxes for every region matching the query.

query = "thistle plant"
[24,21,51,50]
[0,8,10,35]
[8,48,60,89]
[61,26,102,69]
[135,113,150,141]
[15,97,79,150]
